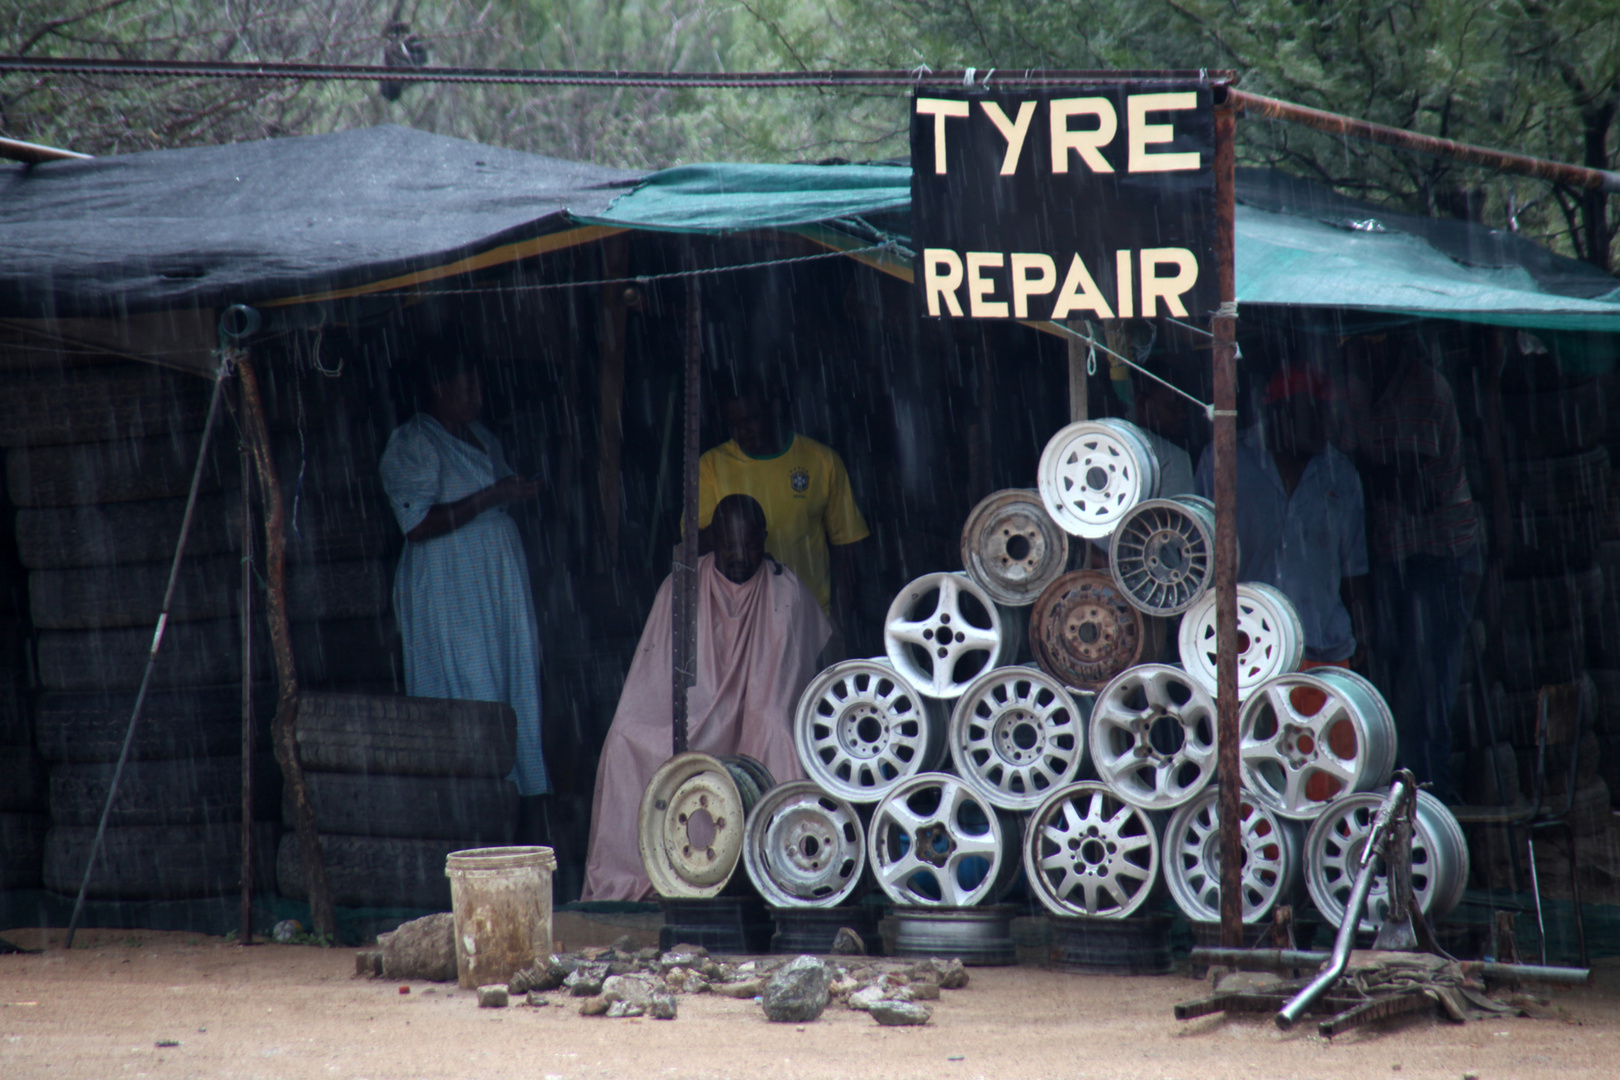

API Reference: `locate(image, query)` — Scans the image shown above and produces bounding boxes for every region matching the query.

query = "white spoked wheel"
[637,752,748,898]
[1162,787,1303,924]
[867,772,1018,907]
[742,780,867,908]
[793,658,945,804]
[1239,669,1398,821]
[1304,790,1470,932]
[1037,419,1161,539]
[959,488,1071,606]
[1023,780,1160,918]
[1178,582,1305,700]
[1089,663,1217,810]
[885,571,1011,698]
[1109,496,1218,616]
[947,665,1088,811]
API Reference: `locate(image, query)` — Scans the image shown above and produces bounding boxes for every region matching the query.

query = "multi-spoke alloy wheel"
[867,772,1018,907]
[1162,787,1303,924]
[1109,495,1219,616]
[948,665,1088,811]
[884,572,1011,697]
[1304,790,1469,931]
[959,488,1071,606]
[742,780,866,908]
[793,658,946,803]
[1239,669,1397,820]
[1023,781,1160,918]
[1090,663,1216,810]
[1038,419,1161,538]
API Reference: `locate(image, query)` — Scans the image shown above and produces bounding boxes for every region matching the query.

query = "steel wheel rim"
[793,658,945,803]
[884,571,1010,698]
[1028,570,1144,691]
[637,752,747,898]
[948,665,1088,811]
[1239,672,1395,821]
[1023,780,1160,918]
[1303,790,1469,931]
[742,780,866,908]
[867,772,1016,907]
[1038,419,1161,538]
[1109,496,1218,616]
[960,488,1070,606]
[1090,663,1217,810]
[1178,582,1305,700]
[1163,787,1302,923]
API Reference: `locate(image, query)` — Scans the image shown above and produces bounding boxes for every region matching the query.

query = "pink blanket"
[581,553,832,901]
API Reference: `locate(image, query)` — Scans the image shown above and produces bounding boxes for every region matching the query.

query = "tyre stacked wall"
[274,692,518,911]
[0,438,47,891]
[0,362,283,906]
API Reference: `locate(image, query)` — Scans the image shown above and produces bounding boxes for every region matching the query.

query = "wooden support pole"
[239,432,256,946]
[1066,319,1089,423]
[236,353,335,941]
[1212,101,1244,948]
[596,236,631,569]
[671,270,702,755]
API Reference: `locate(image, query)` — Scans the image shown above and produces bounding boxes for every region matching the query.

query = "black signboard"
[911,84,1217,322]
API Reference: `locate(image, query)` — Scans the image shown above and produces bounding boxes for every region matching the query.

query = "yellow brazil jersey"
[696,434,870,614]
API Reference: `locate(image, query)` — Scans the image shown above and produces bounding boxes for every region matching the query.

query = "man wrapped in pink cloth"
[582,494,832,901]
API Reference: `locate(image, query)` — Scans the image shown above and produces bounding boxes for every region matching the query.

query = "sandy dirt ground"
[2,927,1618,1080]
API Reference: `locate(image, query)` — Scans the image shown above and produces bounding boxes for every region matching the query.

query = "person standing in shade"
[1194,364,1370,670]
[379,354,550,835]
[696,379,869,645]
[1344,329,1480,804]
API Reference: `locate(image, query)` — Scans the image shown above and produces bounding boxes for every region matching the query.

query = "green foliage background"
[3,1,1618,268]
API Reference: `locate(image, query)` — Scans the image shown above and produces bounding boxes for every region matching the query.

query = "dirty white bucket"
[446,845,557,990]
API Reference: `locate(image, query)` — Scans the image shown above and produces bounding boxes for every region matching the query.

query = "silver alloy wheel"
[1108,495,1219,616]
[742,780,867,908]
[793,658,945,804]
[1162,787,1303,923]
[1038,419,1161,539]
[1179,582,1305,700]
[959,488,1071,606]
[1089,663,1217,810]
[884,571,1011,698]
[867,772,1017,907]
[1023,780,1160,918]
[890,905,1019,966]
[1304,790,1470,931]
[636,752,747,898]
[948,665,1089,811]
[1239,670,1398,821]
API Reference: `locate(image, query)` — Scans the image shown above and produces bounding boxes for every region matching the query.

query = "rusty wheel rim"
[1027,571,1144,691]
[959,488,1070,606]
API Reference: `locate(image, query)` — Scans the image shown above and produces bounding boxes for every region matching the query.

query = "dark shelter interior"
[3,125,1620,961]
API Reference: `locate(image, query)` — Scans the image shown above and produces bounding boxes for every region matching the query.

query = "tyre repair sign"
[911,83,1217,322]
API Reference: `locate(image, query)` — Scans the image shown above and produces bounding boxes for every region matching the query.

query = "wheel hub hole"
[1148,715,1185,756]
[1005,533,1032,561]
[1235,630,1251,654]
[800,835,821,859]
[1085,465,1109,490]
[1011,721,1040,751]
[685,807,715,850]
[1079,838,1108,865]
[915,823,955,867]
[1295,732,1316,755]
[856,715,884,744]
[1077,620,1100,644]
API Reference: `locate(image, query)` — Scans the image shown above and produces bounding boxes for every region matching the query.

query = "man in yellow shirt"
[697,382,869,637]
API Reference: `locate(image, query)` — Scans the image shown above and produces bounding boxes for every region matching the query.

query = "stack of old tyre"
[0,361,279,906]
[0,455,46,894]
[1473,357,1613,886]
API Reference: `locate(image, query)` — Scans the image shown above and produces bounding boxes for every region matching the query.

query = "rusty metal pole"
[671,268,702,755]
[1211,101,1244,947]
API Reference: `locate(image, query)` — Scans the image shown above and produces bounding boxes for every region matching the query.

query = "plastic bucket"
[445,845,557,989]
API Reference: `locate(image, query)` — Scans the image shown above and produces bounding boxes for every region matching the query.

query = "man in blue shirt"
[1195,365,1369,667]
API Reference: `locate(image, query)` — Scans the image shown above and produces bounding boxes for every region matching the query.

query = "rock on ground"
[761,956,831,1023]
[476,985,509,1008]
[831,927,866,955]
[508,955,568,993]
[594,974,677,1020]
[565,962,609,997]
[377,913,456,983]
[909,958,969,989]
[869,1000,932,1026]
[712,977,765,999]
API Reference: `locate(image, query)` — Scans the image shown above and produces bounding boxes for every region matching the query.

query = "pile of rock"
[357,923,970,1026]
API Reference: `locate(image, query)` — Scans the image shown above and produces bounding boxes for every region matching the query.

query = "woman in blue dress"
[379,357,550,830]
